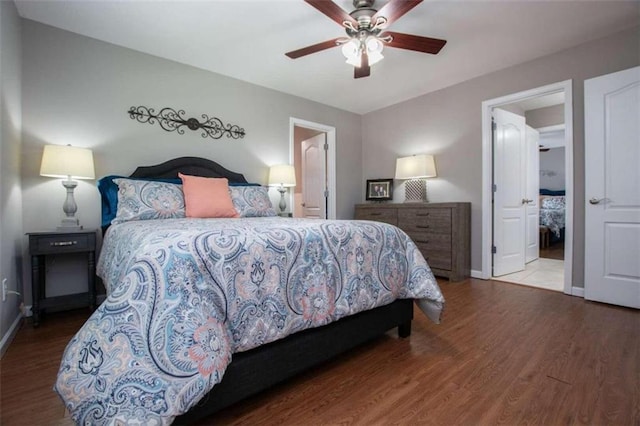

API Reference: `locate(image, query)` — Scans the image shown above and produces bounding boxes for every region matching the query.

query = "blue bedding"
[55,217,444,424]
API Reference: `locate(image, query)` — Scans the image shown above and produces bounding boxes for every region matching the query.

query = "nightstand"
[28,229,97,327]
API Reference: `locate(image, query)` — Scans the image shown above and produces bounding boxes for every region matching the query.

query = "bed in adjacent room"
[54,157,445,425]
[539,189,566,241]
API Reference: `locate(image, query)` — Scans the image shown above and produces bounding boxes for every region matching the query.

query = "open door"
[301,134,327,219]
[585,66,640,308]
[525,125,540,263]
[493,108,527,276]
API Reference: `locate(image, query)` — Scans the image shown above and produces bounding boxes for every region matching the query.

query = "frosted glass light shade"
[395,154,437,180]
[268,164,296,187]
[40,144,95,179]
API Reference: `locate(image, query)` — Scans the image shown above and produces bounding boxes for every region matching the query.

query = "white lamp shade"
[268,164,296,187]
[395,154,437,180]
[40,144,95,179]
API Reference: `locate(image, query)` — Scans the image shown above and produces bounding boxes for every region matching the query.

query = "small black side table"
[28,229,97,327]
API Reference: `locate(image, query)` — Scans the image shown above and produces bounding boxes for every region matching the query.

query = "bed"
[539,189,566,240]
[54,157,445,425]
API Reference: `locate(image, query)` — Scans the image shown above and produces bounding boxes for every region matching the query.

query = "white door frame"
[289,117,337,220]
[480,80,574,295]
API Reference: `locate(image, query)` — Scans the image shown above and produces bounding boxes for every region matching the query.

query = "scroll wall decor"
[127,106,245,140]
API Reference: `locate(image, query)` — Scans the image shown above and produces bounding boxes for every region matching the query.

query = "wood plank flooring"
[1,279,638,425]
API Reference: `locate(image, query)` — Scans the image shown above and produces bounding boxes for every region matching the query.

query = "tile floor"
[493,258,564,292]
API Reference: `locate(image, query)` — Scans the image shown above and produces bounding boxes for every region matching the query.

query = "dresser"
[355,203,471,281]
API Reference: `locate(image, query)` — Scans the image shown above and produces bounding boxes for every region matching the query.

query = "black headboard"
[100,157,250,234]
[129,156,249,183]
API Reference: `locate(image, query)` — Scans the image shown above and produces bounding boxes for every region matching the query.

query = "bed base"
[174,299,413,424]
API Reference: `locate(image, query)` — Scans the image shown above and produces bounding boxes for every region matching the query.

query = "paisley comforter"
[55,217,444,425]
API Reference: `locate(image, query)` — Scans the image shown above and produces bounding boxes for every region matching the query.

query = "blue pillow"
[98,175,260,229]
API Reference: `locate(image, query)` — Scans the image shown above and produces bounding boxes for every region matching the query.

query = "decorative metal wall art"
[127,106,245,140]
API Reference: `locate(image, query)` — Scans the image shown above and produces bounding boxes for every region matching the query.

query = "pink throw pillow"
[178,173,239,218]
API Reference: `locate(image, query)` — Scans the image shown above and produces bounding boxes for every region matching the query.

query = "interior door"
[493,108,527,276]
[301,134,327,219]
[525,125,540,263]
[584,66,640,309]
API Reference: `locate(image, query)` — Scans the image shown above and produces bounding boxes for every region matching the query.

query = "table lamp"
[268,164,296,214]
[40,144,95,230]
[395,154,437,202]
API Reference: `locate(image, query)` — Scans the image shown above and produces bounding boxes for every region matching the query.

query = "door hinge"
[492,184,497,192]
[492,245,497,254]
[491,118,497,131]
[324,143,329,151]
[324,189,329,198]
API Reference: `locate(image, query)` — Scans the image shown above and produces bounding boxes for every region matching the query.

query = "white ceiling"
[15,0,640,114]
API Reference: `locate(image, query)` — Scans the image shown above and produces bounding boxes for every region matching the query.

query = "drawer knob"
[51,241,77,247]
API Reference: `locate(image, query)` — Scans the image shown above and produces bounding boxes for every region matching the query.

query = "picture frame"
[365,178,393,201]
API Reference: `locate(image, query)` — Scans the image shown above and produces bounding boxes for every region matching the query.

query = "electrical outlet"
[2,278,7,302]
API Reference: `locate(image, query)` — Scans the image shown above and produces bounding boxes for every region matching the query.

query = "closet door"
[493,108,527,276]
[525,125,540,263]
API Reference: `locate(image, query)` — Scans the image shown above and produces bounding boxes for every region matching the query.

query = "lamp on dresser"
[40,144,95,230]
[268,164,296,214]
[395,154,437,203]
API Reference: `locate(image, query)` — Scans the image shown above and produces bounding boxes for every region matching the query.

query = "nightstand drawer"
[30,233,93,255]
[398,208,452,234]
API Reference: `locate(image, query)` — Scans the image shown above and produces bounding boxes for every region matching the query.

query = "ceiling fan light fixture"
[341,39,361,60]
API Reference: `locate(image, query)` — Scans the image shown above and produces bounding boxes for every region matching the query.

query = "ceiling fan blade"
[381,31,447,54]
[285,38,342,59]
[354,52,371,79]
[372,0,423,27]
[305,0,358,27]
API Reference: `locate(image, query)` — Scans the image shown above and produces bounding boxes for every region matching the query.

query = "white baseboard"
[571,287,585,297]
[470,269,484,279]
[0,312,24,359]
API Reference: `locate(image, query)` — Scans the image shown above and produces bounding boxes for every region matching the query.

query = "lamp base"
[57,217,83,231]
[404,179,427,203]
[277,186,288,213]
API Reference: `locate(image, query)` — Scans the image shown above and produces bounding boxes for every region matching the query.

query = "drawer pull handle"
[369,213,382,216]
[415,240,429,244]
[416,225,430,229]
[416,213,430,216]
[51,241,77,247]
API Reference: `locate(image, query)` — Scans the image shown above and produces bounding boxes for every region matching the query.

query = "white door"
[584,66,640,309]
[493,108,527,276]
[301,134,326,219]
[525,125,540,263]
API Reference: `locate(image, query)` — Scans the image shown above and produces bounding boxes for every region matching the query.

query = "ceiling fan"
[285,0,447,79]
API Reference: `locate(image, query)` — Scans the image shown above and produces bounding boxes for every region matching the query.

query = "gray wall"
[540,148,566,191]
[20,20,362,305]
[526,104,565,128]
[0,0,23,354]
[362,25,640,286]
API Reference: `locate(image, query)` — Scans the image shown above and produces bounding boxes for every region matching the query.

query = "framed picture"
[365,178,393,201]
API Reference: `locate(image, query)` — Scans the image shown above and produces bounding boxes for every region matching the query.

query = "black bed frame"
[123,157,414,424]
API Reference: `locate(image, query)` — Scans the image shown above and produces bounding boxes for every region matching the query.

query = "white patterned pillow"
[230,186,277,217]
[112,178,186,224]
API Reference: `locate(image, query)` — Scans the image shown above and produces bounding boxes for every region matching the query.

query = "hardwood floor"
[1,279,638,425]
[540,239,564,260]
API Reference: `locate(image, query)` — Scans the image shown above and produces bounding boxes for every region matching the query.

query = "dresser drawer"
[398,208,451,234]
[355,209,398,226]
[414,244,452,270]
[30,233,94,255]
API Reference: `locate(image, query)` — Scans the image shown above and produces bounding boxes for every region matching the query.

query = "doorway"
[481,80,574,295]
[289,118,337,220]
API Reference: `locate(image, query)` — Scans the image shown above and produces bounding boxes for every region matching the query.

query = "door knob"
[589,198,604,205]
[301,202,306,207]
[521,198,533,205]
